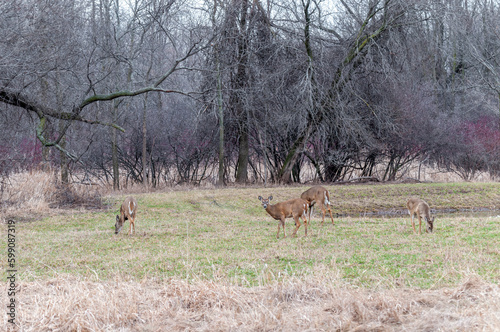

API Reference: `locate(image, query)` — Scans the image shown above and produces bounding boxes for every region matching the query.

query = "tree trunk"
[40,78,51,171]
[111,101,120,190]
[279,120,314,184]
[361,152,377,177]
[59,120,68,183]
[216,61,225,186]
[142,93,148,188]
[40,118,51,171]
[234,0,250,184]
[235,118,249,182]
[55,72,68,184]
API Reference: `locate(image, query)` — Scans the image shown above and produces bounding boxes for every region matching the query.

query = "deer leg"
[320,204,326,225]
[278,218,287,238]
[411,213,417,234]
[327,204,334,225]
[303,215,308,236]
[131,218,135,234]
[276,222,281,239]
[418,215,422,235]
[308,204,314,224]
[292,215,301,237]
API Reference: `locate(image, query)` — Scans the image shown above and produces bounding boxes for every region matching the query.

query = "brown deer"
[258,195,309,238]
[301,186,334,225]
[115,197,138,235]
[406,197,434,235]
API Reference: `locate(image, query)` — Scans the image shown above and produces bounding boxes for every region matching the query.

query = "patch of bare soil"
[4,276,499,331]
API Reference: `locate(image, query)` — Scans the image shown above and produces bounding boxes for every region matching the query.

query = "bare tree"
[0,0,204,185]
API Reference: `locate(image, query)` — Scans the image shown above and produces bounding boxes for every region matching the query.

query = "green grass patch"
[4,183,500,289]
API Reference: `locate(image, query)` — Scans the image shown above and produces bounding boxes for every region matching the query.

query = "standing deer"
[115,197,138,235]
[406,197,434,235]
[301,186,334,225]
[258,195,309,238]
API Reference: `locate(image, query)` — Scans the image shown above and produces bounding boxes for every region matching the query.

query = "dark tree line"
[1,0,499,187]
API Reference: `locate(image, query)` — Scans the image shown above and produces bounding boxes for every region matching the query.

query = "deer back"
[301,186,330,205]
[407,198,423,214]
[265,198,308,220]
[407,198,430,215]
[118,197,137,222]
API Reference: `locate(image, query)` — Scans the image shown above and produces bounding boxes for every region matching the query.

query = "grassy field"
[2,182,500,330]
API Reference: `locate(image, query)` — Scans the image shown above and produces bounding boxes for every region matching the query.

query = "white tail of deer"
[406,197,434,235]
[258,195,309,238]
[301,186,334,225]
[115,197,138,235]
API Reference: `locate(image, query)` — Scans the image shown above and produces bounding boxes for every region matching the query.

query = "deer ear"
[269,195,273,200]
[258,196,262,201]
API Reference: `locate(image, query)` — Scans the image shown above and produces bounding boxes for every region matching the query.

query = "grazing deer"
[258,195,309,238]
[115,197,138,235]
[301,186,334,225]
[406,197,434,235]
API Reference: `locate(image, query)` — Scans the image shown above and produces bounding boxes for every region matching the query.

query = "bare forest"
[1,0,500,188]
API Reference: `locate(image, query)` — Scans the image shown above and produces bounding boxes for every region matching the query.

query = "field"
[2,181,500,331]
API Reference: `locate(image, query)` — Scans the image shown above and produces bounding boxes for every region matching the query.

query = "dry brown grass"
[1,171,56,213]
[3,275,498,331]
[1,170,102,218]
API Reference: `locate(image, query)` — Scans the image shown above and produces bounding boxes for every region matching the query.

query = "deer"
[406,197,434,235]
[300,186,334,225]
[258,195,309,239]
[115,196,138,235]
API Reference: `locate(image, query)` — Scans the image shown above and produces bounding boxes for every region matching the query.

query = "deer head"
[426,216,435,233]
[258,195,273,208]
[115,214,126,234]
